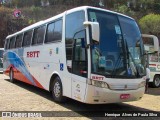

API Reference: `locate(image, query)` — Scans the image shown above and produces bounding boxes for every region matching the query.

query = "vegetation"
[139,14,160,37]
[0,0,160,47]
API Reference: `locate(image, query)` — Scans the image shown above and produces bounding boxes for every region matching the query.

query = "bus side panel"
[29,42,72,98]
[3,49,45,89]
[23,42,72,98]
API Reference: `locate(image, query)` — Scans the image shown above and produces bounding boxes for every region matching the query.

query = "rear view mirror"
[142,34,159,53]
[83,21,100,43]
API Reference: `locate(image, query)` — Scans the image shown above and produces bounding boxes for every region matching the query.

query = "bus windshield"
[142,36,159,62]
[88,9,145,78]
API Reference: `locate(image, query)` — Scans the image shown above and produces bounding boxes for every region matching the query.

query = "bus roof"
[66,6,134,20]
[6,6,134,39]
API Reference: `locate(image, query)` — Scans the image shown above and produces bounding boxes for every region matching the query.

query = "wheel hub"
[155,77,160,87]
[54,82,61,98]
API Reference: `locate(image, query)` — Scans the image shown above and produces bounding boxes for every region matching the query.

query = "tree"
[139,14,160,37]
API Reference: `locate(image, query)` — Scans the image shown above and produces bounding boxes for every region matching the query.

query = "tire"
[9,68,15,83]
[152,75,160,88]
[51,77,66,102]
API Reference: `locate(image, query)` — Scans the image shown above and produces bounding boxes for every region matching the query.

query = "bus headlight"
[138,81,146,88]
[89,80,109,88]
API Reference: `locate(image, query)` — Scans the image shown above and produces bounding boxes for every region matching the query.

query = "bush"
[139,14,160,35]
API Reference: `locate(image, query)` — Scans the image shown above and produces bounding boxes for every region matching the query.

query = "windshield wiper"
[111,37,126,77]
[111,53,123,77]
[125,41,140,77]
[111,39,140,78]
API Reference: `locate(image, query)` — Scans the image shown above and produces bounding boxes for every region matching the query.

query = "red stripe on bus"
[4,66,45,90]
[13,67,33,85]
[33,77,44,89]
[149,64,156,66]
[4,65,14,75]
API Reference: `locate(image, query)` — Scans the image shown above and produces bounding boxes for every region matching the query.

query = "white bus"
[0,48,4,72]
[142,34,160,88]
[3,6,156,104]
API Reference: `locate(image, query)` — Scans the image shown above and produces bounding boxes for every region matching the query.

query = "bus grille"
[109,84,138,90]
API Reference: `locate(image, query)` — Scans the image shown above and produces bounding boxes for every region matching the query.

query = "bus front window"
[88,9,145,78]
[119,16,145,77]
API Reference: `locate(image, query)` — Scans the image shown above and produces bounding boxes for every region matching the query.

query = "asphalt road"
[0,74,160,120]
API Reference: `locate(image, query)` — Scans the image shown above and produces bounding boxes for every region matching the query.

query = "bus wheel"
[152,75,160,88]
[9,68,15,83]
[51,77,66,102]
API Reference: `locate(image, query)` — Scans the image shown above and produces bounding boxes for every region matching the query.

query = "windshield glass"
[119,16,145,77]
[142,36,158,62]
[88,9,145,78]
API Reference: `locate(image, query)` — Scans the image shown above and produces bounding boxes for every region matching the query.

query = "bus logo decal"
[27,51,40,58]
[92,76,104,80]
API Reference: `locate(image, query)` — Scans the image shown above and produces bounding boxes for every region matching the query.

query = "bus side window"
[45,19,62,43]
[15,34,23,48]
[32,25,46,45]
[53,20,62,41]
[5,39,9,50]
[23,30,33,47]
[72,30,87,77]
[65,11,85,73]
[9,37,16,49]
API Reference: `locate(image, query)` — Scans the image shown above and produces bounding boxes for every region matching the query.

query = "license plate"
[120,94,130,99]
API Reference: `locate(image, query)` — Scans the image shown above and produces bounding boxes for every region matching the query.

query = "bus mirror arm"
[84,44,93,49]
[86,42,99,49]
[86,44,91,49]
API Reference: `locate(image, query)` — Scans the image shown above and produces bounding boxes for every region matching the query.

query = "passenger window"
[45,22,54,43]
[72,30,87,77]
[45,19,62,43]
[9,37,16,49]
[32,25,46,45]
[23,30,33,47]
[5,39,9,50]
[53,20,62,41]
[15,34,23,48]
[65,11,85,73]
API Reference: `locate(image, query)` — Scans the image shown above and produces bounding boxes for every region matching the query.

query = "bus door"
[71,30,88,102]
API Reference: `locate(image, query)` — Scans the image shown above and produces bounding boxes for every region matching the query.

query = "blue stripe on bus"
[6,51,36,86]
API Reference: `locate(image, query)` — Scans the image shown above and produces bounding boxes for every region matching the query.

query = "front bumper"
[84,85,145,104]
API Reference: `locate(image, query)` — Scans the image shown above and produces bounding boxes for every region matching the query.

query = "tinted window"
[143,37,154,45]
[9,37,16,49]
[5,39,9,50]
[72,30,87,77]
[45,19,62,43]
[65,11,85,60]
[0,50,4,58]
[23,30,33,47]
[54,20,62,41]
[32,25,46,45]
[65,11,85,42]
[65,11,85,73]
[15,34,23,48]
